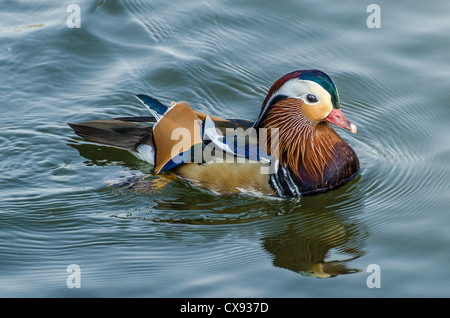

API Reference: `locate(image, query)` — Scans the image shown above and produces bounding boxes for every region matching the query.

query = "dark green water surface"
[1,0,449,297]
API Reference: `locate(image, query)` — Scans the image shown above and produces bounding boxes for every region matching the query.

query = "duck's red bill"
[325,109,357,133]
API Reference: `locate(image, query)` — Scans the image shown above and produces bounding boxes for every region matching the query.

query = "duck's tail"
[68,96,159,164]
[68,94,171,164]
[68,118,154,153]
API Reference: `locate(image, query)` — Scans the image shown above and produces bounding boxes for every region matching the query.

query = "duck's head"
[254,69,357,134]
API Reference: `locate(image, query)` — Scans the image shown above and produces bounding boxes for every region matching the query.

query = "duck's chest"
[269,142,360,197]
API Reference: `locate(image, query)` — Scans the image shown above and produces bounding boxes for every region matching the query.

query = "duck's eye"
[306,94,318,103]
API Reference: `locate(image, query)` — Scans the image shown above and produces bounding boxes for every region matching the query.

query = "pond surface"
[0,0,449,297]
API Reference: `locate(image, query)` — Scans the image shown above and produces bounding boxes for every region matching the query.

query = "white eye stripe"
[267,79,330,107]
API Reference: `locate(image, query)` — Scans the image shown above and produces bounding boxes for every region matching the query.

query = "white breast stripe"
[283,166,300,196]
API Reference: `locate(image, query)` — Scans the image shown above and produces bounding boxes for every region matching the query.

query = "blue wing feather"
[136,94,169,120]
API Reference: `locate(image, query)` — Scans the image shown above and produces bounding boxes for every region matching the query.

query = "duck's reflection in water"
[261,184,367,278]
[262,219,365,278]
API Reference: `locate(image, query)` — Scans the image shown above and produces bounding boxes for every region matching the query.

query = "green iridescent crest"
[298,70,340,109]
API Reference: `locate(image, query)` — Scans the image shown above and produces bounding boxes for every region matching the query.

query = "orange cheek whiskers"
[261,100,340,184]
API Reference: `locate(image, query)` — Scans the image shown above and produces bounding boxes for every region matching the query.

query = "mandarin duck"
[69,70,359,197]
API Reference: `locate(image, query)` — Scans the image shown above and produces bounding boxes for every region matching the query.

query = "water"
[1,0,449,297]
